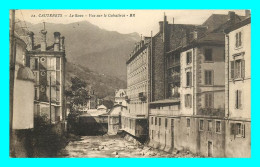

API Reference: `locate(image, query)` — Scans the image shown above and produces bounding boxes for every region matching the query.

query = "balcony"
[197,108,225,117]
[149,108,180,116]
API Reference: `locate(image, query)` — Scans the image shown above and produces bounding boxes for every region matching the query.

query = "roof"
[16,66,35,82]
[202,14,246,33]
[107,104,127,116]
[97,105,107,110]
[115,89,126,98]
[150,98,180,105]
[81,109,107,117]
[196,32,225,45]
[224,17,251,33]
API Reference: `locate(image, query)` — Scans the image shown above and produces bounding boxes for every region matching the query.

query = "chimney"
[27,31,34,50]
[54,32,60,51]
[60,36,65,51]
[245,10,251,18]
[228,11,236,24]
[40,29,47,51]
[159,21,164,32]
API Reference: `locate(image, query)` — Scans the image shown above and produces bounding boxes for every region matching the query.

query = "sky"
[15,10,246,37]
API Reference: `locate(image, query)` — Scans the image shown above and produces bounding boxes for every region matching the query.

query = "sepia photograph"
[9,9,251,158]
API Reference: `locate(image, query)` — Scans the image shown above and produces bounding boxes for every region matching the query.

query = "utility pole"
[9,9,15,156]
[49,74,52,124]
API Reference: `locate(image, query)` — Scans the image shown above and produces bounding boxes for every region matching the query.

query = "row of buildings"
[10,12,67,156]
[121,11,251,157]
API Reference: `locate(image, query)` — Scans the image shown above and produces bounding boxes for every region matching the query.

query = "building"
[147,11,248,157]
[114,89,127,106]
[10,31,35,157]
[224,14,251,157]
[122,37,151,140]
[108,104,127,135]
[27,27,66,124]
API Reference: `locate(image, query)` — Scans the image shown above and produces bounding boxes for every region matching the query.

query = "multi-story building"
[122,38,151,140]
[224,14,251,157]
[27,28,66,124]
[148,11,247,157]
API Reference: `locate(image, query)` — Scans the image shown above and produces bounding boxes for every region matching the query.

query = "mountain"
[24,21,140,80]
[66,61,126,100]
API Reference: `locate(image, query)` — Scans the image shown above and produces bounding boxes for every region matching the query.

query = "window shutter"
[189,95,192,108]
[211,93,214,108]
[209,71,212,85]
[239,32,242,46]
[238,90,242,109]
[242,124,245,138]
[205,94,208,108]
[235,33,238,47]
[205,71,208,85]
[189,72,192,87]
[235,90,238,109]
[231,123,235,135]
[231,61,235,79]
[241,60,245,78]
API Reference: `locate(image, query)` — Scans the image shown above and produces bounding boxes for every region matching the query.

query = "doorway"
[208,141,213,157]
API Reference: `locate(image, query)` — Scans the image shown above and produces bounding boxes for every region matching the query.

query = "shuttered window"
[205,93,214,108]
[186,52,192,64]
[186,72,192,87]
[231,59,245,79]
[235,32,242,48]
[205,70,213,85]
[230,123,245,138]
[185,94,192,108]
[235,90,242,109]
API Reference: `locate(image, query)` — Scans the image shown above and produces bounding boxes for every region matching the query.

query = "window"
[235,31,242,48]
[199,120,204,131]
[165,118,168,128]
[205,93,214,108]
[235,90,242,109]
[230,59,245,79]
[159,118,161,126]
[208,120,213,131]
[34,58,38,70]
[205,49,213,61]
[34,87,38,100]
[186,72,192,87]
[171,119,174,127]
[155,117,157,125]
[185,94,192,108]
[216,121,221,133]
[205,70,213,85]
[151,117,153,125]
[187,118,190,127]
[231,123,245,138]
[186,52,192,64]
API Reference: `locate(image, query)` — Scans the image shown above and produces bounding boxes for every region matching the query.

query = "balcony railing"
[197,108,225,117]
[149,108,180,116]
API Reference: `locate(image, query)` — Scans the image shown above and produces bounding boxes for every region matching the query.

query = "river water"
[57,135,200,158]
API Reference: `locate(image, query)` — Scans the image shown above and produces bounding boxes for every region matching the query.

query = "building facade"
[224,16,251,157]
[11,32,35,157]
[122,39,151,140]
[27,28,66,124]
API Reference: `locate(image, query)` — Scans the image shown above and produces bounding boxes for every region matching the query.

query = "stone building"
[122,38,151,140]
[27,27,66,124]
[224,14,251,157]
